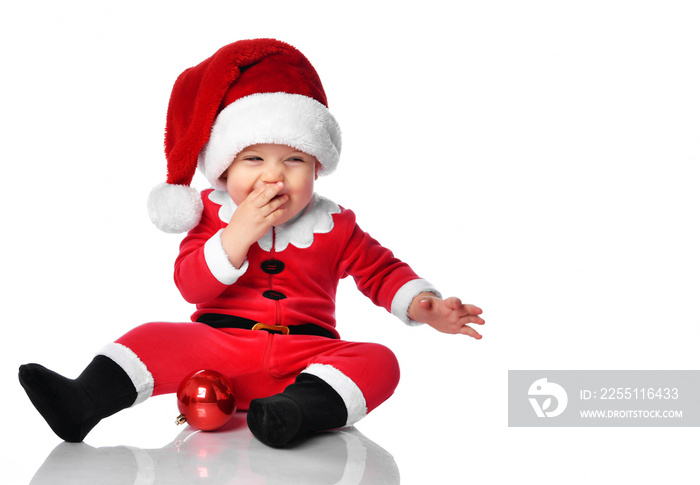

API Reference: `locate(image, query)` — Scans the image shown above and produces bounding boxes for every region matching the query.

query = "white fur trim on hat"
[147,182,203,234]
[199,92,342,191]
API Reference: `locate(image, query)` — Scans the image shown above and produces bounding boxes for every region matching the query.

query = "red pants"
[103,322,400,426]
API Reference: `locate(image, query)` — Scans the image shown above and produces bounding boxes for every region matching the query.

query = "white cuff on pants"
[98,342,154,405]
[302,363,368,426]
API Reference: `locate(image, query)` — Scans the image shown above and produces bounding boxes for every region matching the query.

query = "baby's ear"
[314,161,321,180]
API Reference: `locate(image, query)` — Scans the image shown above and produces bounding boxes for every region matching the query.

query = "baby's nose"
[261,164,284,183]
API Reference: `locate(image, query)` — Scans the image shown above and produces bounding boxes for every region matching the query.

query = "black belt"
[197,314,337,339]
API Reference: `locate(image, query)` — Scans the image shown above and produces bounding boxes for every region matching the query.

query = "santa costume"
[19,38,439,447]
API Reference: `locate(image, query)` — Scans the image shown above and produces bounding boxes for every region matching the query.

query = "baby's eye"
[286,157,305,163]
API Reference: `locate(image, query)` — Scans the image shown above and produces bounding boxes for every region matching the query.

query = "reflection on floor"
[30,413,400,484]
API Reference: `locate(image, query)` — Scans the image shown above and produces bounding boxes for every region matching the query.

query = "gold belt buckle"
[252,322,290,335]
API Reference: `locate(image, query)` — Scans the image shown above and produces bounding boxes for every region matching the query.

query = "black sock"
[19,355,137,442]
[247,373,348,447]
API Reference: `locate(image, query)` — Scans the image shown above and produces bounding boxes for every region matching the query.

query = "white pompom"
[147,182,203,233]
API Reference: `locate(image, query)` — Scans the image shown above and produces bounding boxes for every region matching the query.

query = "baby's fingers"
[443,297,483,317]
[459,324,483,339]
[251,182,284,207]
[461,314,486,326]
[463,304,483,315]
[444,297,463,310]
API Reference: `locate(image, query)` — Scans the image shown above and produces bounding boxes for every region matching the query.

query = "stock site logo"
[528,378,568,417]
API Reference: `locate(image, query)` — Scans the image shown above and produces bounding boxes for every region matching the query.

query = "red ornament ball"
[176,370,236,431]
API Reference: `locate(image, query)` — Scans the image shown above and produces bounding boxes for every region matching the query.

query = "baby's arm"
[408,292,485,339]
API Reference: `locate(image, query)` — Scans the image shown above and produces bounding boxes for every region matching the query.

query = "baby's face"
[223,144,319,224]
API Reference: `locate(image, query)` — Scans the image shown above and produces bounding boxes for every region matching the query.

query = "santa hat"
[147,39,342,233]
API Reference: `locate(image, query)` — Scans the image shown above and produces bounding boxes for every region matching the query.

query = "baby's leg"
[19,355,137,442]
[302,341,402,423]
[111,322,271,404]
[19,321,259,442]
[248,338,400,447]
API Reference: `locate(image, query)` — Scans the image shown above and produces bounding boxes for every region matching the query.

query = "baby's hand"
[230,182,289,241]
[408,293,485,339]
[220,182,289,268]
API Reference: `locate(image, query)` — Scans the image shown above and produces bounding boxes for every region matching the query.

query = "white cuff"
[390,278,442,326]
[302,364,367,426]
[98,343,154,406]
[203,229,249,285]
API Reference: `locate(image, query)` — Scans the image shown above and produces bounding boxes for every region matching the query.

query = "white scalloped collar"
[208,190,341,251]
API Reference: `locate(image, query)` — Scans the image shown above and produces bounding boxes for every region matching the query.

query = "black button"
[262,290,287,300]
[261,260,285,274]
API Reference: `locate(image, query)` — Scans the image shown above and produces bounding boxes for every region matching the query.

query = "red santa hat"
[147,39,342,233]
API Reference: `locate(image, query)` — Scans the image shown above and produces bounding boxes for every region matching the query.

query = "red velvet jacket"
[175,189,438,338]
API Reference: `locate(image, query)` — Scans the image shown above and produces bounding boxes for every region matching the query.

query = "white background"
[2,1,699,483]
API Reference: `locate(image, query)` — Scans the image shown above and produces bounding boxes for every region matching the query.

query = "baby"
[19,39,484,448]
